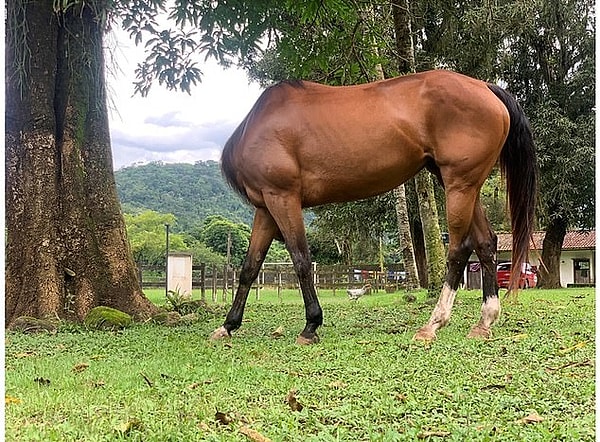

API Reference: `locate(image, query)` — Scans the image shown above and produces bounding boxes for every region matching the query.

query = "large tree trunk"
[414,171,446,296]
[5,1,158,326]
[537,217,567,288]
[393,186,419,289]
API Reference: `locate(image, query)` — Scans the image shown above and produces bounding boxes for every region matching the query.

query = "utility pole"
[165,223,170,297]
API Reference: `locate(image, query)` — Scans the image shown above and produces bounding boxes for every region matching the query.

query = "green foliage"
[480,169,510,231]
[497,0,595,230]
[115,161,254,230]
[117,162,290,266]
[5,289,595,440]
[124,210,186,265]
[200,215,250,266]
[310,193,397,265]
[165,287,187,311]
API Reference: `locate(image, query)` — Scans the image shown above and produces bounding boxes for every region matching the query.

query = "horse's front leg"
[263,193,322,345]
[210,208,277,340]
[292,250,323,345]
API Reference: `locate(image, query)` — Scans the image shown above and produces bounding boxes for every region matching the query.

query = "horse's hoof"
[296,333,319,345]
[210,326,231,341]
[413,327,436,342]
[467,325,491,339]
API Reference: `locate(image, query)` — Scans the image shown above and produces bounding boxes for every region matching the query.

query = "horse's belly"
[299,150,426,207]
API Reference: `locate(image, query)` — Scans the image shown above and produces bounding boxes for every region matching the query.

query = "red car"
[497,262,537,289]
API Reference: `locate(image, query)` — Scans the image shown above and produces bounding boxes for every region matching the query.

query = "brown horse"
[211,70,536,344]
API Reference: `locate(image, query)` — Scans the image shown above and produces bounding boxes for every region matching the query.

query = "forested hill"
[115,161,254,230]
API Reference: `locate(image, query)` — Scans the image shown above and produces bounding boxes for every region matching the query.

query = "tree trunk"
[392,0,415,73]
[537,217,567,288]
[393,186,419,289]
[414,171,446,296]
[410,214,429,288]
[5,1,158,326]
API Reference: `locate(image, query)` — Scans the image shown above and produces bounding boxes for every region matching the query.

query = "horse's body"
[212,70,536,344]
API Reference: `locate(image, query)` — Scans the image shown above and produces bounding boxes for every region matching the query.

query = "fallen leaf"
[114,418,143,434]
[34,377,50,386]
[271,326,285,338]
[394,392,407,402]
[328,380,347,389]
[187,382,201,390]
[91,380,106,388]
[215,410,234,425]
[15,351,35,358]
[546,360,593,372]
[437,390,453,399]
[285,388,304,412]
[417,430,451,439]
[518,412,544,425]
[239,426,273,442]
[509,333,528,341]
[140,372,154,387]
[559,341,586,354]
[5,395,21,405]
[481,383,506,390]
[198,422,211,432]
[72,363,89,373]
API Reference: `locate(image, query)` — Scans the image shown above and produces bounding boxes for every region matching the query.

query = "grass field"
[5,287,595,441]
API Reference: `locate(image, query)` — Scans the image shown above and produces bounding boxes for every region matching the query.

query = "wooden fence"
[138,263,407,302]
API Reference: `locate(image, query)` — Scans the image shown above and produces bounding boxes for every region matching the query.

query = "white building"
[466,230,595,288]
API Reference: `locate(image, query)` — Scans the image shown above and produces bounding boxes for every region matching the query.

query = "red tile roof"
[497,230,595,251]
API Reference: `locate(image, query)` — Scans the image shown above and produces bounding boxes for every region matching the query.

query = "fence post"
[222,264,228,302]
[200,263,206,302]
[277,266,282,301]
[211,264,217,302]
[231,269,237,303]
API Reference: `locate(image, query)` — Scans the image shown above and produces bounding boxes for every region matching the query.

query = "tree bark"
[414,171,446,296]
[393,186,419,289]
[5,1,158,326]
[537,216,567,288]
[410,214,429,288]
[392,0,416,73]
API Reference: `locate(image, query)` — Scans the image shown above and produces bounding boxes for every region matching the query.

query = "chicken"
[347,284,371,301]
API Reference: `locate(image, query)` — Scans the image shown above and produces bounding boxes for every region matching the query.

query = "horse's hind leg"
[263,193,322,345]
[210,208,278,340]
[413,188,476,341]
[467,202,500,339]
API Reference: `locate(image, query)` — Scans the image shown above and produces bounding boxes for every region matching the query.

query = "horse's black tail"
[487,84,537,293]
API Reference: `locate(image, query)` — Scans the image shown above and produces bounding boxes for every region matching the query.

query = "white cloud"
[105,30,264,169]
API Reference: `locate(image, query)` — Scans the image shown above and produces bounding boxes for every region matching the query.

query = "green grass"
[5,288,595,441]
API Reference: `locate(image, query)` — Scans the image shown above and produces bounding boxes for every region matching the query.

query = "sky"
[105,31,264,170]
